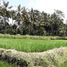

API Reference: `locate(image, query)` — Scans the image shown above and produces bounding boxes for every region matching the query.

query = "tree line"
[0,1,67,36]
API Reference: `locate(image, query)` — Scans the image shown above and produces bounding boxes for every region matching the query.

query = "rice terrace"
[0,0,67,67]
[0,34,66,67]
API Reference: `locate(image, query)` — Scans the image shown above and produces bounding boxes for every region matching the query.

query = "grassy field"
[0,35,67,67]
[0,34,67,40]
[0,37,67,52]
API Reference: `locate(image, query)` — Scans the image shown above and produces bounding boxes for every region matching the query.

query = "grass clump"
[0,61,17,67]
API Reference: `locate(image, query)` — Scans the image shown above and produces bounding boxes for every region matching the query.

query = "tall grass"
[0,34,67,40]
[0,37,67,52]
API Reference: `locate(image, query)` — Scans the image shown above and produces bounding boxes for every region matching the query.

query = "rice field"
[0,37,67,52]
[0,35,67,67]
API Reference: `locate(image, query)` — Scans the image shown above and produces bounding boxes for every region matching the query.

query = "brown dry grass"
[0,47,67,67]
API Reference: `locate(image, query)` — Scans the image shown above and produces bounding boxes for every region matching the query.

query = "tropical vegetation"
[0,1,67,36]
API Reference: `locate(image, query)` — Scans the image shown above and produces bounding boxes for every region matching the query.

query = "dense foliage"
[0,1,67,36]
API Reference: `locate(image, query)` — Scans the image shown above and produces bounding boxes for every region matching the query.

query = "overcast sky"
[3,0,67,23]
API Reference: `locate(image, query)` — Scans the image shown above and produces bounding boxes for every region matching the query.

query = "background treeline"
[0,1,67,36]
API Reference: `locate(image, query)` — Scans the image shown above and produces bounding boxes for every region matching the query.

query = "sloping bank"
[0,47,67,67]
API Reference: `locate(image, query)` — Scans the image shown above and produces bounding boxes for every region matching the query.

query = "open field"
[0,35,67,67]
[0,37,67,52]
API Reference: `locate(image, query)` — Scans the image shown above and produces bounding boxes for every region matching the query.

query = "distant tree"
[0,0,66,36]
[15,5,23,25]
[54,10,65,19]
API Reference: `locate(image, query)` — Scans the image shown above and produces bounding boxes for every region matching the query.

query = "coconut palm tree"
[0,1,12,33]
[15,5,23,25]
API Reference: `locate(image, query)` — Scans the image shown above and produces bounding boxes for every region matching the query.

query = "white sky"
[27,0,67,23]
[3,0,67,23]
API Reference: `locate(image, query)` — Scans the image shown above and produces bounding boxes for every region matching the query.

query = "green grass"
[0,34,67,40]
[0,38,67,52]
[0,61,17,67]
[60,62,67,67]
[0,35,67,67]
